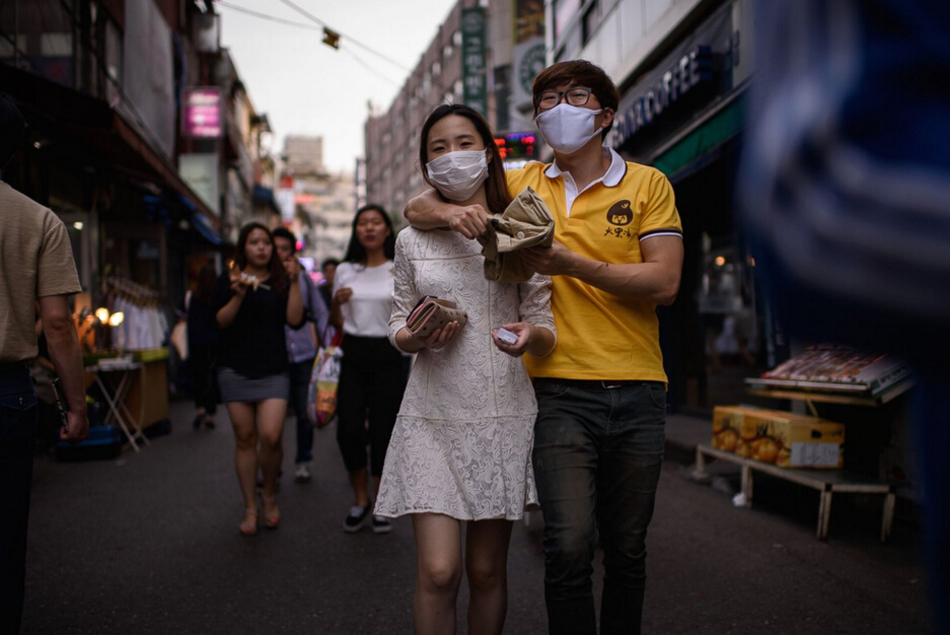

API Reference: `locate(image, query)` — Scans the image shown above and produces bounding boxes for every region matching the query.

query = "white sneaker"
[294,463,312,483]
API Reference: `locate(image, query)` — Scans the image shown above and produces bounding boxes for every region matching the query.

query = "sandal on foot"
[239,508,259,536]
[261,494,280,529]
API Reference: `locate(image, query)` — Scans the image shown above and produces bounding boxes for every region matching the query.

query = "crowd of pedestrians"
[1,57,686,635]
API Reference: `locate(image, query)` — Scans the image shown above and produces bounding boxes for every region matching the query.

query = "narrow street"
[22,403,928,635]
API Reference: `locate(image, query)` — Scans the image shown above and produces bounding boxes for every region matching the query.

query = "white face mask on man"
[534,103,604,155]
[425,150,489,202]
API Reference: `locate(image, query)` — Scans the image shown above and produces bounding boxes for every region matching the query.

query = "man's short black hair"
[0,93,27,168]
[272,227,297,252]
[321,258,340,270]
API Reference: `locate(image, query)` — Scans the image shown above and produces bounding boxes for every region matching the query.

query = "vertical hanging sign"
[461,7,487,116]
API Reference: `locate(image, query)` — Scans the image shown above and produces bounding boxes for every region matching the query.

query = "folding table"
[86,361,150,452]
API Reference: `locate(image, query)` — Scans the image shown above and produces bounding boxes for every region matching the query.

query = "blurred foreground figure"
[739,2,950,630]
[1,94,88,634]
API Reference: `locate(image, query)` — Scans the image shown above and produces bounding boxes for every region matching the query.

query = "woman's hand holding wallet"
[397,296,468,352]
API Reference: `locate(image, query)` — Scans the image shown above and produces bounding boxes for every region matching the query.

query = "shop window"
[5,0,77,88]
[554,0,582,44]
[582,1,601,44]
[103,17,122,106]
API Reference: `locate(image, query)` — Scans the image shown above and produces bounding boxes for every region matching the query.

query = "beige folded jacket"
[478,186,555,283]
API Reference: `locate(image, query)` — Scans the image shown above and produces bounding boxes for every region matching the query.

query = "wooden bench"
[694,443,896,542]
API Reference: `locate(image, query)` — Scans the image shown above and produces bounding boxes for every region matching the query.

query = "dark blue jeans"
[0,365,38,635]
[533,379,666,635]
[290,358,316,464]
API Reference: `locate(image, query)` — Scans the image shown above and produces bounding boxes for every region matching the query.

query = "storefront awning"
[252,184,281,216]
[0,63,221,229]
[652,92,748,181]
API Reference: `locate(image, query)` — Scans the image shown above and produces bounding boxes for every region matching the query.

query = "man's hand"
[60,410,89,443]
[447,204,492,239]
[521,241,579,276]
[283,257,302,280]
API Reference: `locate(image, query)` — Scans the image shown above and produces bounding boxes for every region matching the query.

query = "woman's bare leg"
[255,398,286,497]
[412,513,463,635]
[226,402,258,509]
[465,519,514,635]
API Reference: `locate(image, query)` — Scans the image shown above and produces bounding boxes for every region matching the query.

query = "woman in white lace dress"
[375,104,556,635]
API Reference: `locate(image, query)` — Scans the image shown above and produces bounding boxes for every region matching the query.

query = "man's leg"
[0,372,39,635]
[532,381,602,635]
[597,382,666,635]
[290,359,315,471]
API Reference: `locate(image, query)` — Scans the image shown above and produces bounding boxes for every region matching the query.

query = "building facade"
[278,135,355,265]
[0,0,276,313]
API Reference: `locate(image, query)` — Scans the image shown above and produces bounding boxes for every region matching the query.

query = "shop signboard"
[607,46,715,150]
[494,132,538,162]
[606,5,737,154]
[461,7,487,116]
[182,87,223,138]
[513,0,546,111]
[178,153,219,211]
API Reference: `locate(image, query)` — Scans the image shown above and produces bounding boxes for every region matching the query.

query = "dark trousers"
[289,357,316,464]
[532,379,666,635]
[189,344,218,415]
[0,365,38,635]
[335,335,405,477]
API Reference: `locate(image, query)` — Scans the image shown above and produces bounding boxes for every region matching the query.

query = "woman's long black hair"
[342,204,396,264]
[419,103,512,215]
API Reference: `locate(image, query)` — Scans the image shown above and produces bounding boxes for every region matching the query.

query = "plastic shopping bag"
[307,327,344,429]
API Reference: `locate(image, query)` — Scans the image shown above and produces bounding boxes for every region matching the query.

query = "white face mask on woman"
[425,150,489,202]
[535,103,604,155]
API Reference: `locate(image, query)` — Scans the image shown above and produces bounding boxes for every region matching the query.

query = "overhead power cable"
[214,0,456,95]
[275,0,413,73]
[214,1,321,31]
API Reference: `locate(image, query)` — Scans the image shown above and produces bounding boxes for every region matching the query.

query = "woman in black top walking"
[214,222,304,536]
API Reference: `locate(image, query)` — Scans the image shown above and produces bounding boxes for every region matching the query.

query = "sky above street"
[217,0,458,174]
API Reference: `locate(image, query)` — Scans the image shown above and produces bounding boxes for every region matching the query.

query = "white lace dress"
[374,227,556,521]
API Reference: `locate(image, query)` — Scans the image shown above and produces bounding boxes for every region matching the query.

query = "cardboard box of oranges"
[712,406,845,469]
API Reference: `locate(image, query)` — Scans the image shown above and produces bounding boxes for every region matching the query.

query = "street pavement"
[22,401,929,634]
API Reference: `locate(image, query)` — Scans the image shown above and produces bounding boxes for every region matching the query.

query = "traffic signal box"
[712,406,845,469]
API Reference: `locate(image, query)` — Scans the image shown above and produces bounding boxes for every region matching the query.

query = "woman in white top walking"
[374,104,556,635]
[330,204,406,534]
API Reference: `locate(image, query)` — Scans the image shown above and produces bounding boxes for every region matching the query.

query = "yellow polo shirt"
[507,149,682,383]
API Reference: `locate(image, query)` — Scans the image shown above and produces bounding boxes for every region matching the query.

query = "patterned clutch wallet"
[406,296,468,339]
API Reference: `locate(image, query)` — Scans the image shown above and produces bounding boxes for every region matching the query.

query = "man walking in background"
[272,227,329,483]
[318,258,339,311]
[1,93,89,634]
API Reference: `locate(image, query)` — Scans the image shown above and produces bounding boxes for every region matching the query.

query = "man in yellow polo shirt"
[406,60,683,635]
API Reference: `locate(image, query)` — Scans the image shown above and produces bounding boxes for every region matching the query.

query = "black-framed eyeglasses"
[536,87,593,110]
